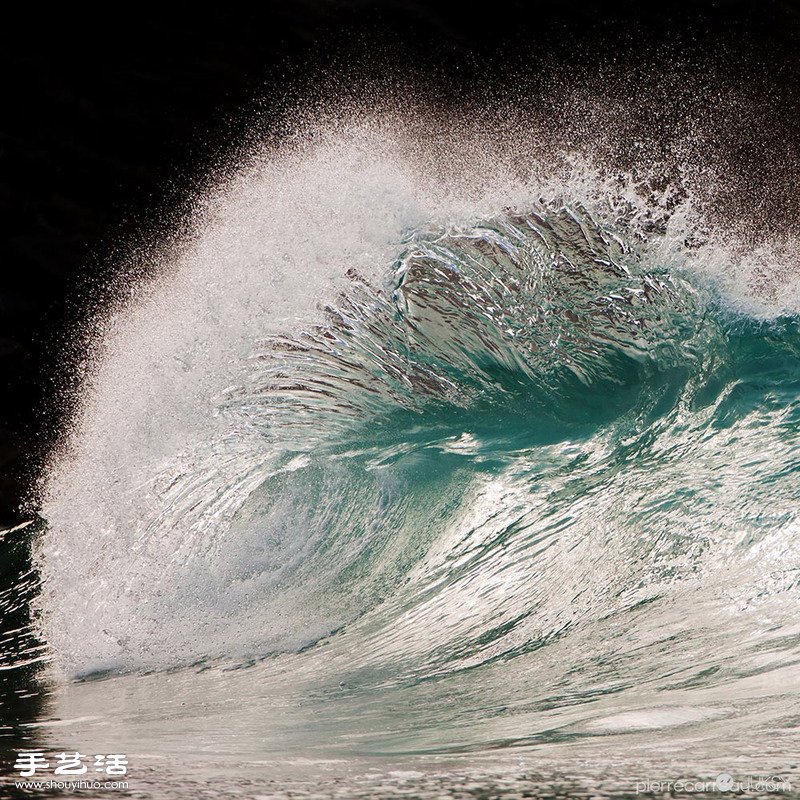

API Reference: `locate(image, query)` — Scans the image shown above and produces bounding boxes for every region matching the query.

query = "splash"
[27,111,800,762]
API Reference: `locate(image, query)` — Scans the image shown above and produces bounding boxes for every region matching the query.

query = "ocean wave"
[29,123,800,754]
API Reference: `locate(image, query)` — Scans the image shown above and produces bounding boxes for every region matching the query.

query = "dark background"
[2,0,800,530]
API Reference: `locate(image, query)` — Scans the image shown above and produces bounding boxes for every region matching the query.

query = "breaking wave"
[31,118,800,755]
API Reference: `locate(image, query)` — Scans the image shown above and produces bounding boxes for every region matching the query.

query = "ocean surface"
[2,118,800,798]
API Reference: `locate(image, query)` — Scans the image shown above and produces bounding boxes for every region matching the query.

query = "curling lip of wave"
[35,197,703,673]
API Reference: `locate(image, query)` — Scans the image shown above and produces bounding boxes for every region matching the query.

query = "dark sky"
[2,0,800,524]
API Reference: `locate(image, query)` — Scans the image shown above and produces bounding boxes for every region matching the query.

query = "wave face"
[34,126,800,755]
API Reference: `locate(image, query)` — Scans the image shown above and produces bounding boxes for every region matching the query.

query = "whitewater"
[14,112,800,797]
